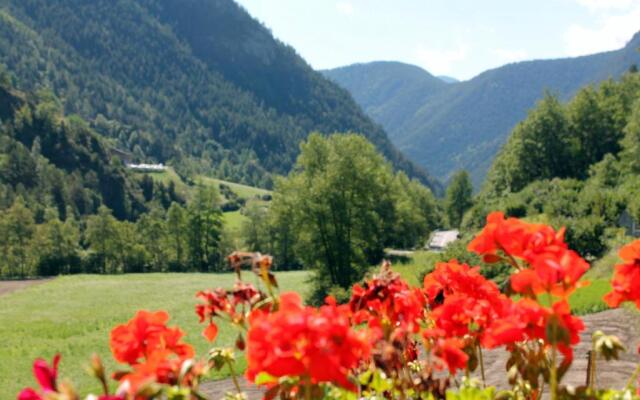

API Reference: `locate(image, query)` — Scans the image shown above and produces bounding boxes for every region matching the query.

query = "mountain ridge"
[0,0,441,193]
[325,32,640,186]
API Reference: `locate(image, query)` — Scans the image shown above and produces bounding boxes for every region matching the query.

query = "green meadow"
[0,272,309,398]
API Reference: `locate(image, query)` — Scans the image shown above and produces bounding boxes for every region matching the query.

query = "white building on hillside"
[427,230,459,251]
[126,163,167,172]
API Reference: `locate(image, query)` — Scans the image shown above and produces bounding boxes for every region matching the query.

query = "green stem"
[100,377,109,396]
[548,293,558,400]
[626,364,640,391]
[227,359,242,394]
[305,376,312,400]
[478,344,486,387]
[550,344,558,400]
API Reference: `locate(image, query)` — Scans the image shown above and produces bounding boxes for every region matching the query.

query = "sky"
[234,0,640,80]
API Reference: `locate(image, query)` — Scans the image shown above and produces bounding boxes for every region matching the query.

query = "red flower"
[620,239,640,264]
[423,260,502,307]
[17,354,60,400]
[110,310,193,366]
[469,213,589,298]
[511,249,589,297]
[468,212,567,265]
[109,311,195,395]
[482,298,584,363]
[195,282,264,341]
[605,239,640,308]
[423,260,509,344]
[246,292,370,391]
[431,338,468,375]
[350,264,425,333]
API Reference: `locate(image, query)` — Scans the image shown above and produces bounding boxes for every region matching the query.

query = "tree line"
[0,186,227,278]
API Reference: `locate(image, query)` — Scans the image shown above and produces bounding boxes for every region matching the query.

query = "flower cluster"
[605,240,640,308]
[109,310,199,395]
[350,261,425,334]
[469,211,589,298]
[17,216,640,400]
[245,292,371,392]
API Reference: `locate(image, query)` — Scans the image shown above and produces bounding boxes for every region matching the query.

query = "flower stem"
[625,363,640,391]
[227,359,242,394]
[478,344,486,387]
[305,376,312,400]
[550,343,558,400]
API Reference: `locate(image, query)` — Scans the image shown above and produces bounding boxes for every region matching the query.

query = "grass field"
[390,250,440,286]
[197,176,271,200]
[138,167,270,202]
[0,272,309,398]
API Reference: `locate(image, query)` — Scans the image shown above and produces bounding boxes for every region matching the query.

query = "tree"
[85,205,119,273]
[136,208,168,272]
[34,208,80,275]
[186,186,223,272]
[620,99,640,174]
[483,94,571,196]
[242,200,272,253]
[445,170,473,228]
[166,202,188,271]
[389,173,439,248]
[270,133,395,301]
[0,196,35,276]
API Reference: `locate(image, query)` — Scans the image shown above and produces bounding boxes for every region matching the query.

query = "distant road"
[0,279,52,298]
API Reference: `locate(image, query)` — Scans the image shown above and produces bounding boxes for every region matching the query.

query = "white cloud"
[491,48,529,64]
[413,44,468,75]
[335,1,355,16]
[564,2,640,56]
[574,0,637,11]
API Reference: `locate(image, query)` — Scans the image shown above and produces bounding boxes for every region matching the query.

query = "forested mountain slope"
[326,32,640,185]
[463,71,640,259]
[322,62,447,140]
[0,0,440,192]
[0,73,148,220]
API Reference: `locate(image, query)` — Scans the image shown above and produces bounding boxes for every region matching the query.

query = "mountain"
[325,33,640,186]
[0,0,440,193]
[437,75,459,84]
[0,75,149,220]
[323,62,447,141]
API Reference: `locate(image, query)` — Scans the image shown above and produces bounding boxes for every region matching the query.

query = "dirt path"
[200,308,640,399]
[479,308,640,390]
[0,278,52,297]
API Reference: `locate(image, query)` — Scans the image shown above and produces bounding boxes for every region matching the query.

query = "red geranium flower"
[468,212,567,265]
[246,292,370,391]
[423,260,502,307]
[18,354,60,400]
[605,239,640,308]
[431,337,468,375]
[109,310,195,395]
[110,310,193,365]
[511,249,589,297]
[350,263,425,334]
[196,282,264,342]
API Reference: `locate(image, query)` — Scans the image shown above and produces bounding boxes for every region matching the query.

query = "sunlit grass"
[196,176,270,200]
[390,250,440,286]
[0,272,309,398]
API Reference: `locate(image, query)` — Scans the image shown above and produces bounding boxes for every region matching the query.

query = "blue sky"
[235,0,640,80]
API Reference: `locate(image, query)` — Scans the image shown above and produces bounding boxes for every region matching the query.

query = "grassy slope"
[0,272,309,398]
[139,168,270,249]
[197,176,270,199]
[138,168,271,201]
